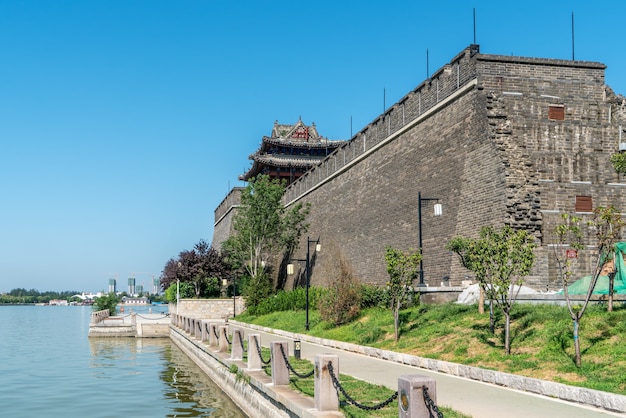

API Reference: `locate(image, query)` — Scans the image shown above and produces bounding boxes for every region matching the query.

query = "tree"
[610,152,626,176]
[318,252,362,326]
[222,175,310,309]
[160,240,229,298]
[554,207,625,367]
[449,226,535,355]
[447,236,487,315]
[93,293,120,316]
[164,281,194,303]
[384,246,421,342]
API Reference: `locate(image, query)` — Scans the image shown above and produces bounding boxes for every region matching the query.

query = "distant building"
[49,299,68,306]
[128,278,135,295]
[240,118,347,186]
[121,296,150,305]
[108,278,116,293]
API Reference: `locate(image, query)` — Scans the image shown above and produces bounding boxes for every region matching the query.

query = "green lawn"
[236,302,626,395]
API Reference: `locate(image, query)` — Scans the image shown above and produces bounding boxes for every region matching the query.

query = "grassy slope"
[236,302,626,395]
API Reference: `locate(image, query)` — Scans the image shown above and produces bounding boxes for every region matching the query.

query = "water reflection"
[89,338,246,417]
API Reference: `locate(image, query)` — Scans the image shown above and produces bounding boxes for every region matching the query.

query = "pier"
[88,309,170,337]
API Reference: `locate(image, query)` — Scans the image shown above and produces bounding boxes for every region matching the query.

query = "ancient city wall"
[212,187,244,249]
[214,45,626,290]
[280,46,626,289]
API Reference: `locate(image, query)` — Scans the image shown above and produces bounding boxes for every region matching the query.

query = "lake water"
[0,305,246,418]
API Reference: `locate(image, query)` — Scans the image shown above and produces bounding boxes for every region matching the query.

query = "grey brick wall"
[216,45,626,291]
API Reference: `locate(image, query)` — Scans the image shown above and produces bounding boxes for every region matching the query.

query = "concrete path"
[235,323,623,418]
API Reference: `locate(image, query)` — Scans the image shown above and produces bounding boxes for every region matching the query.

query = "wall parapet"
[284,45,480,206]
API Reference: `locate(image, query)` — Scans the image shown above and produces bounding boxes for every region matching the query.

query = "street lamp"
[418,191,442,286]
[287,236,321,331]
[231,275,237,318]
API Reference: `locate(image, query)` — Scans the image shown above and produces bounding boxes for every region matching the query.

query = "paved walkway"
[234,323,623,418]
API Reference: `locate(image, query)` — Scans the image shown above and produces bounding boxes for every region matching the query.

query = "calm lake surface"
[0,305,246,418]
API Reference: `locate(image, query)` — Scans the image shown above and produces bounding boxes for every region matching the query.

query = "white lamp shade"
[434,203,443,216]
[287,264,295,275]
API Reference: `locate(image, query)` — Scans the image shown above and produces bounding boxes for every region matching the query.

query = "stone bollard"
[194,319,202,339]
[314,354,339,412]
[200,320,210,342]
[218,325,230,352]
[231,328,244,360]
[271,341,290,386]
[247,334,262,371]
[398,375,437,418]
[209,323,219,347]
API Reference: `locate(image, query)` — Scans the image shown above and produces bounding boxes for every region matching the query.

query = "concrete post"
[247,334,262,371]
[398,375,437,418]
[200,320,210,341]
[314,354,339,412]
[231,328,243,360]
[194,319,202,339]
[209,323,219,347]
[218,325,229,352]
[271,341,289,386]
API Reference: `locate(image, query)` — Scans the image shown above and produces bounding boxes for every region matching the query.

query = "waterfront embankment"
[88,309,170,337]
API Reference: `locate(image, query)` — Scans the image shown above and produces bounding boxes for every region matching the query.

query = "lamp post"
[232,275,236,318]
[417,191,442,286]
[287,236,321,331]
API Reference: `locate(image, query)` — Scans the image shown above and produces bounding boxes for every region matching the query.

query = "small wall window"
[575,196,592,212]
[548,105,565,121]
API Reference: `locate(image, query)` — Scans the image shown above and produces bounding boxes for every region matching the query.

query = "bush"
[164,281,194,303]
[93,293,120,316]
[243,273,275,315]
[360,284,392,309]
[252,286,327,316]
[318,255,362,326]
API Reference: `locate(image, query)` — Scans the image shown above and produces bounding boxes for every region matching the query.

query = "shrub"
[360,284,391,309]
[318,254,362,326]
[93,293,120,316]
[252,286,327,316]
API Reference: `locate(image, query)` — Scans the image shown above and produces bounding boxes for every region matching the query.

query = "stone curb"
[231,320,626,414]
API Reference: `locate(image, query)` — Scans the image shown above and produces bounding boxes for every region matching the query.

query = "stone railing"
[171,313,439,417]
[90,309,110,324]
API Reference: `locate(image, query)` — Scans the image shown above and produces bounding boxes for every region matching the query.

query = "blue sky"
[1,1,625,293]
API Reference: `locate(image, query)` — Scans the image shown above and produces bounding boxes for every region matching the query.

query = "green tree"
[450,226,535,355]
[93,293,120,316]
[160,240,229,298]
[384,246,421,342]
[222,175,310,310]
[447,236,488,315]
[610,152,626,176]
[554,207,625,367]
[164,281,194,303]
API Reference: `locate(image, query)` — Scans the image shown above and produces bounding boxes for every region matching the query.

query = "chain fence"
[278,344,315,378]
[327,361,398,411]
[423,386,444,418]
[212,326,220,340]
[237,331,247,353]
[252,336,271,365]
[222,327,232,344]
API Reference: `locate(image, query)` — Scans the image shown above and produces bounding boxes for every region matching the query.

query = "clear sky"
[1,0,625,293]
